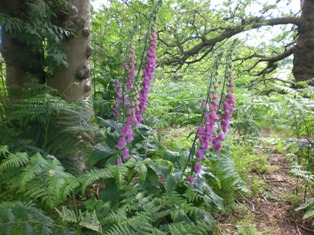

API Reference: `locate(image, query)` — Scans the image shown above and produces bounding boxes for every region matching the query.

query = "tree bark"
[293,0,314,86]
[48,0,93,102]
[0,0,93,170]
[47,0,93,171]
[0,1,45,101]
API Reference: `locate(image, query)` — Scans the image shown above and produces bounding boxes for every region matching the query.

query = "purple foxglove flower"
[198,125,205,136]
[126,132,134,142]
[113,112,119,119]
[114,79,119,89]
[126,81,133,91]
[218,132,225,141]
[123,148,130,159]
[188,176,195,184]
[224,101,232,110]
[121,124,131,137]
[130,61,135,67]
[210,103,218,111]
[123,62,128,69]
[214,140,222,152]
[197,149,205,160]
[201,100,206,109]
[116,136,127,150]
[117,88,122,97]
[221,119,229,133]
[228,92,235,105]
[199,136,207,150]
[209,111,219,120]
[194,162,202,174]
[117,157,123,165]
[113,104,119,111]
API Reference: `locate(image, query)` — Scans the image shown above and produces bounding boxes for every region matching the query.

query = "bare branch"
[161,16,300,68]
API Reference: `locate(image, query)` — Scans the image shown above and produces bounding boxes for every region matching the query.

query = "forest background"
[0,0,313,234]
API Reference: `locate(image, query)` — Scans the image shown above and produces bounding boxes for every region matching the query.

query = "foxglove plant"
[113,23,158,164]
[136,24,158,123]
[187,52,235,184]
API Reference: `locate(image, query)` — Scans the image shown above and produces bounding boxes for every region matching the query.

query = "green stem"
[72,192,83,235]
[42,116,50,150]
[182,53,222,173]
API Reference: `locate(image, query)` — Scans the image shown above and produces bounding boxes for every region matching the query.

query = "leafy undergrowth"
[217,131,314,235]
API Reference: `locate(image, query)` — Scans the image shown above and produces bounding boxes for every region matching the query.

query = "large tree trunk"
[0,0,93,170]
[293,0,314,86]
[48,0,93,170]
[0,1,45,101]
[48,0,93,102]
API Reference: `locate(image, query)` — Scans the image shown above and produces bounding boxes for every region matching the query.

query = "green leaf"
[89,143,116,167]
[165,172,183,194]
[136,162,148,182]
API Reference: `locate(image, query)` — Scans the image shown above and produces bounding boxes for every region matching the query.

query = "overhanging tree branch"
[161,16,300,68]
[245,46,295,75]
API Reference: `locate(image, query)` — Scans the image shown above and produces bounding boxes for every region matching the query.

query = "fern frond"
[56,207,102,233]
[296,197,314,221]
[289,165,314,184]
[213,156,250,193]
[18,153,47,188]
[303,209,314,220]
[296,197,314,211]
[80,168,113,194]
[0,152,29,172]
[0,201,54,235]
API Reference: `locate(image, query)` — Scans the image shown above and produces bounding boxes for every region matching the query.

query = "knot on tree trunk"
[82,28,90,37]
[75,64,91,80]
[86,45,93,58]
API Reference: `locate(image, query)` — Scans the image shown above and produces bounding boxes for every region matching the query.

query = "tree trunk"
[0,0,93,170]
[0,1,45,101]
[48,0,93,102]
[293,0,314,86]
[48,0,93,170]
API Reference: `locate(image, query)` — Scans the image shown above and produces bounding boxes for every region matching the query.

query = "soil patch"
[217,152,313,235]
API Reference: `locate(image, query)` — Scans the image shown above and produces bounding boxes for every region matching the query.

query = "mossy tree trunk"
[293,0,314,86]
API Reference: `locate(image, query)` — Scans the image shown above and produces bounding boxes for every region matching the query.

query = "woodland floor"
[217,132,314,235]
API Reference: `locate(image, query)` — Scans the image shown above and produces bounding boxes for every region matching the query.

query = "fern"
[296,197,314,223]
[0,201,72,235]
[56,207,102,233]
[212,156,250,194]
[0,152,29,172]
[289,164,314,184]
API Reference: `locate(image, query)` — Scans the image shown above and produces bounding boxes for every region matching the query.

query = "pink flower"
[114,79,119,89]
[213,138,222,152]
[197,149,205,160]
[201,100,206,109]
[117,157,123,165]
[123,148,130,159]
[218,132,225,141]
[188,176,195,184]
[116,136,127,150]
[194,162,202,174]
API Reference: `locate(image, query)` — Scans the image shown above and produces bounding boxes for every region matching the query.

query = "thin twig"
[298,224,314,233]
[296,224,302,235]
[239,193,255,211]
